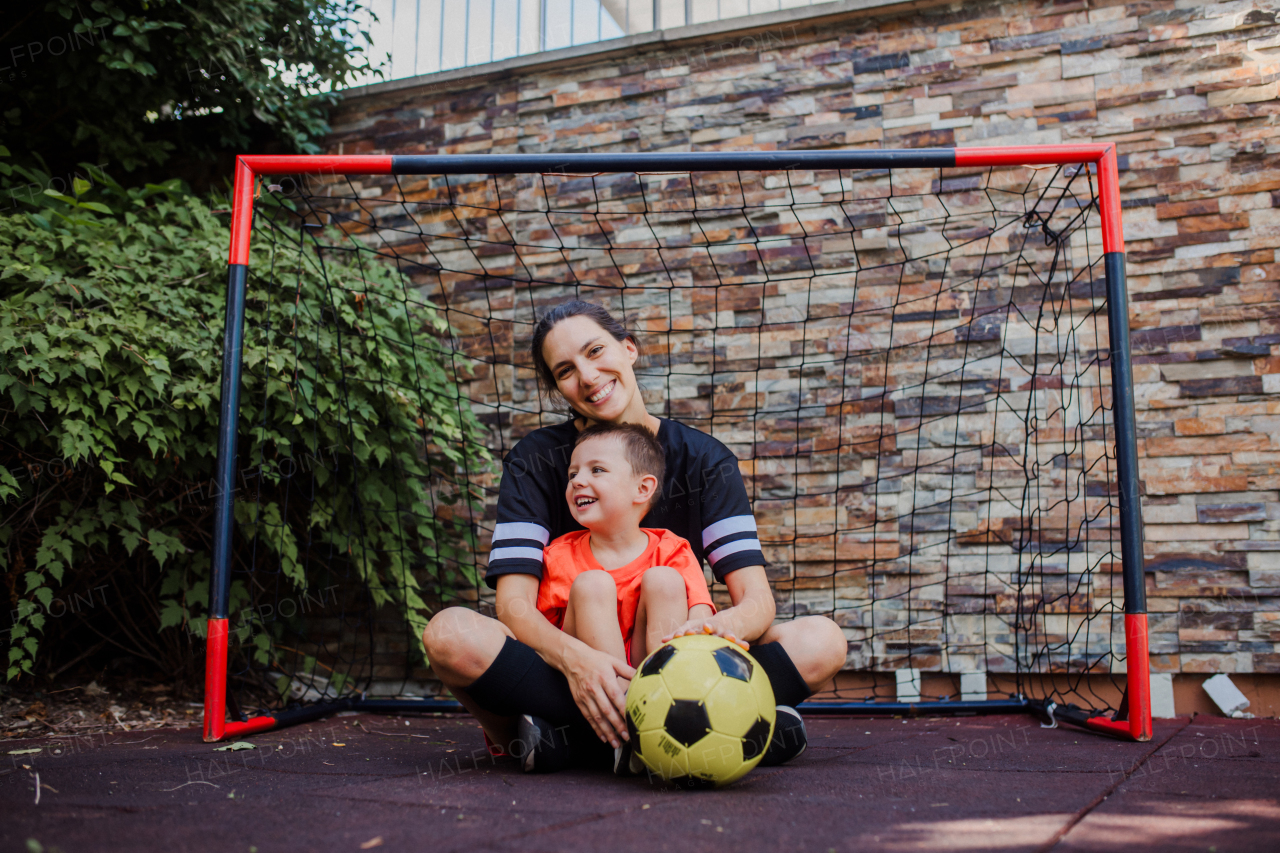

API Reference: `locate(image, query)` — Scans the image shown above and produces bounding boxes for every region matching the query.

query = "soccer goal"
[202,147,1152,744]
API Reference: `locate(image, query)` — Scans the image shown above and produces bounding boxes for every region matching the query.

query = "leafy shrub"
[2,0,378,182]
[0,159,487,683]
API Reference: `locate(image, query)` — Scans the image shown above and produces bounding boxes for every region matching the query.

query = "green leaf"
[158,600,185,630]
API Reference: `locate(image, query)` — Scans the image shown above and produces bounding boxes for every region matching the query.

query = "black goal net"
[213,160,1132,724]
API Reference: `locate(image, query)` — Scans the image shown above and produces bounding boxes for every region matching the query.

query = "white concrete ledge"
[341,0,949,102]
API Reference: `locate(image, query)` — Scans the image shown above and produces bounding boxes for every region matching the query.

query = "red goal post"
[203,145,1152,743]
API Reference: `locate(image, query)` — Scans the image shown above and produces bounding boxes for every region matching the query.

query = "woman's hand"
[662,616,750,651]
[560,641,636,748]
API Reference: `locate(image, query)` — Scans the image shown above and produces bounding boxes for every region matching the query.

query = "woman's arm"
[663,565,776,648]
[494,573,635,748]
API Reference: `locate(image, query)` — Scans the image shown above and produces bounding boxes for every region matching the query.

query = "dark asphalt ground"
[1,713,1276,852]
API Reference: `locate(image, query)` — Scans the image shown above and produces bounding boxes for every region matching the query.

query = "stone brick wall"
[326,0,1280,680]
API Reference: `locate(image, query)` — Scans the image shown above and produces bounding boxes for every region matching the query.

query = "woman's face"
[541,315,642,424]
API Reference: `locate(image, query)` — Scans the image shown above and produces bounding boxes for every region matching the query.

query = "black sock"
[751,642,812,707]
[464,636,627,770]
[465,636,581,723]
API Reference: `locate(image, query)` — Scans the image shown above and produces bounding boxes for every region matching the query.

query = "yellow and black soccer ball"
[625,633,775,788]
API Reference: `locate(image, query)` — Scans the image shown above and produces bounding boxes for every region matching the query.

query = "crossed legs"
[420,594,848,747]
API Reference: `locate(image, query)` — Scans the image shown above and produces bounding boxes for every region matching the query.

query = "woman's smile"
[586,379,616,405]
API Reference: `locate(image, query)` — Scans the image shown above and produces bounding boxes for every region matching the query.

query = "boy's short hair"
[574,422,665,508]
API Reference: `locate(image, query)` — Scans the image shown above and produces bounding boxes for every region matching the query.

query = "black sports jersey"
[485,417,765,588]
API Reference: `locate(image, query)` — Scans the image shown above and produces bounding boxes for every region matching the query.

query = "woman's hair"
[529,301,643,404]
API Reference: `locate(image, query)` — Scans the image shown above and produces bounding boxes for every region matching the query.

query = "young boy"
[536,422,715,669]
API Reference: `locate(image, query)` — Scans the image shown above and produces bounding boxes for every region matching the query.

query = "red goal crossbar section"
[205,146,1150,742]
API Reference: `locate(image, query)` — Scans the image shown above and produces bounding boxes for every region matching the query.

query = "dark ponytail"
[530,301,642,404]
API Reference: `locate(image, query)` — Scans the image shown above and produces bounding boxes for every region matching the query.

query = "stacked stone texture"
[325,0,1280,680]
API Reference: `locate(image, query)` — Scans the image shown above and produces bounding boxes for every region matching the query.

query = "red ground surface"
[1,713,1276,852]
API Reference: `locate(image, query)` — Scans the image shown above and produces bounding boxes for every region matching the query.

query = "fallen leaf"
[213,742,256,752]
[7,748,41,756]
[332,742,346,747]
[360,837,384,849]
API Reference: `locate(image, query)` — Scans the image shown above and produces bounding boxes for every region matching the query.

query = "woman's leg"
[754,615,848,694]
[562,570,626,661]
[421,607,519,746]
[423,604,616,771]
[629,565,687,666]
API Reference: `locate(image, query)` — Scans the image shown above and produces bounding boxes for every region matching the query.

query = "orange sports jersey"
[537,529,715,660]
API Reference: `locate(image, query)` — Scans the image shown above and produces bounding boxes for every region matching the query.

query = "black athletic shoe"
[613,739,634,776]
[516,714,573,774]
[759,705,807,766]
[613,737,647,776]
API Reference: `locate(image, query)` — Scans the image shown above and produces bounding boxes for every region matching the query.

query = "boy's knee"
[569,570,616,603]
[640,565,685,598]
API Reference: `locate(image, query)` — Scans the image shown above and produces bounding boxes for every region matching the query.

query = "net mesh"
[224,162,1129,717]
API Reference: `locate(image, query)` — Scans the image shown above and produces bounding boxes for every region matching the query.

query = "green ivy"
[0,156,488,683]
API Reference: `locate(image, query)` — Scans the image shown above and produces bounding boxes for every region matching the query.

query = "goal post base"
[202,617,229,743]
[204,697,1151,743]
[209,697,475,741]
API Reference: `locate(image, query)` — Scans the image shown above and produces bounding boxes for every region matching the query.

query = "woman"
[422,301,847,772]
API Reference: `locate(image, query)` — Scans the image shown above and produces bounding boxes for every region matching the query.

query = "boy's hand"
[662,616,750,651]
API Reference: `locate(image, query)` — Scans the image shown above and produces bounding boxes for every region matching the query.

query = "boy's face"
[566,436,655,529]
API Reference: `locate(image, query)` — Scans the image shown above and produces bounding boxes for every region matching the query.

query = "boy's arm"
[660,536,715,610]
[663,565,776,649]
[494,572,634,748]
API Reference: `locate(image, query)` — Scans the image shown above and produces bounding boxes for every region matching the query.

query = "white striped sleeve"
[487,521,551,575]
[702,515,757,550]
[707,538,763,568]
[488,546,546,564]
[702,514,764,573]
[494,522,550,546]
